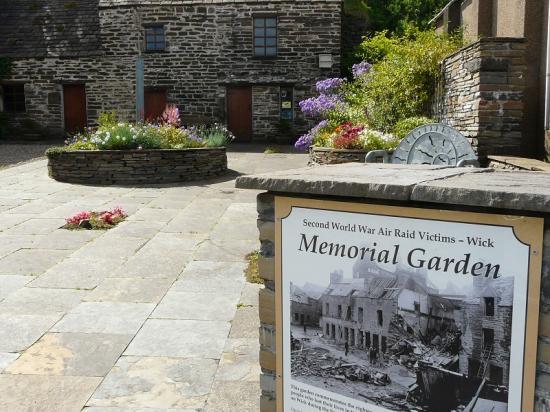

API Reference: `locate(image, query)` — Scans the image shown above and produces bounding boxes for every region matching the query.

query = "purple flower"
[299,94,343,118]
[352,61,372,79]
[294,120,329,152]
[316,78,345,95]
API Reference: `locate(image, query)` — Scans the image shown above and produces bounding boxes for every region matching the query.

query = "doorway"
[144,89,167,122]
[63,84,87,134]
[227,86,252,142]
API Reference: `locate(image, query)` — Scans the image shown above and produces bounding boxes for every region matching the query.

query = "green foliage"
[355,31,398,65]
[392,116,434,139]
[157,125,203,149]
[45,146,69,156]
[344,0,369,17]
[365,0,449,34]
[201,124,235,147]
[68,140,98,150]
[359,29,462,131]
[97,111,118,129]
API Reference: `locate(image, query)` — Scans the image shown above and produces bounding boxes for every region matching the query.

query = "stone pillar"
[240,164,550,411]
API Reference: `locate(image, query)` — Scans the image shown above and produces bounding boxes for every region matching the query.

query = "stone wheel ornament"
[366,123,479,167]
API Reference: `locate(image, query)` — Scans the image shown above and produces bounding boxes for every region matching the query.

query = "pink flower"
[161,104,181,127]
[66,211,92,226]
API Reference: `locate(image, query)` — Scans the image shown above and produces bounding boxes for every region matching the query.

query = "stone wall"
[2,0,341,141]
[309,147,369,165]
[432,38,527,158]
[47,148,227,184]
[236,164,550,411]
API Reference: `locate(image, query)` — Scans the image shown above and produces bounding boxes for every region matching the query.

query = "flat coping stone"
[235,163,550,214]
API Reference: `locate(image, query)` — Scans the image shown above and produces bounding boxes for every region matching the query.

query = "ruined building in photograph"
[0,0,347,142]
[318,268,459,354]
[459,276,514,386]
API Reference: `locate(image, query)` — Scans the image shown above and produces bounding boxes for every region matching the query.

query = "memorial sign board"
[275,196,543,412]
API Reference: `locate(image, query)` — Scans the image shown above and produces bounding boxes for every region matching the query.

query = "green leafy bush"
[201,124,235,147]
[359,29,462,132]
[392,116,434,139]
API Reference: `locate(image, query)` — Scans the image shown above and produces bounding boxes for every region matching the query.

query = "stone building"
[459,276,513,386]
[290,283,322,327]
[319,269,457,354]
[432,0,550,160]
[0,0,342,142]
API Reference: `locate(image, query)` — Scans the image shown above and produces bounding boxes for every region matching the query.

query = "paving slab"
[87,356,217,410]
[32,229,102,250]
[0,248,70,276]
[5,332,133,377]
[173,260,246,287]
[193,239,258,262]
[52,302,155,335]
[126,207,181,222]
[29,257,124,290]
[112,249,192,279]
[4,218,67,235]
[108,221,167,239]
[203,381,261,412]
[0,313,61,352]
[0,214,32,231]
[0,287,87,316]
[229,306,261,339]
[85,278,173,303]
[215,338,261,382]
[71,236,148,261]
[0,352,19,372]
[125,319,230,358]
[152,291,240,321]
[0,275,32,300]
[0,374,101,412]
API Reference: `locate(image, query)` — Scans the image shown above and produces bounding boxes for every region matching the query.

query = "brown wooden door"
[227,86,252,142]
[63,84,87,134]
[144,90,167,123]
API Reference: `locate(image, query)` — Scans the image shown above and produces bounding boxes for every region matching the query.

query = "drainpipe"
[545,0,550,130]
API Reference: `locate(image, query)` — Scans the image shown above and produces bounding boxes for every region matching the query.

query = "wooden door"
[144,90,167,123]
[227,86,252,142]
[63,84,87,134]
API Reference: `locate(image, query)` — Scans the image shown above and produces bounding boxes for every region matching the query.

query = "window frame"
[144,24,166,53]
[252,15,278,58]
[1,83,26,113]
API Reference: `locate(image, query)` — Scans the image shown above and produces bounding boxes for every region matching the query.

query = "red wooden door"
[144,90,167,123]
[63,84,87,134]
[227,87,252,142]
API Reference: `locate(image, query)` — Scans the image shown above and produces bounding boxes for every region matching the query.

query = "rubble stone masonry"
[2,0,342,140]
[432,38,527,159]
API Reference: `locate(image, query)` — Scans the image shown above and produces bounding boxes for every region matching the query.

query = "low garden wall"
[309,146,368,165]
[47,148,227,184]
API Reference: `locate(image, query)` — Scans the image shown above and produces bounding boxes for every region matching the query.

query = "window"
[346,306,352,321]
[337,305,342,318]
[381,336,387,353]
[145,25,165,51]
[326,324,330,335]
[482,328,495,350]
[358,307,364,323]
[325,303,329,315]
[253,16,277,57]
[2,84,25,112]
[294,313,299,322]
[484,297,495,317]
[377,310,383,327]
[414,302,420,312]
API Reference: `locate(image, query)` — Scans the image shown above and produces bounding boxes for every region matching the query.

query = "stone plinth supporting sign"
[236,163,550,412]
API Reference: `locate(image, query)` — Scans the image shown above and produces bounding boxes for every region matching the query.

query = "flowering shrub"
[295,28,462,154]
[63,111,234,151]
[161,104,181,127]
[64,207,128,230]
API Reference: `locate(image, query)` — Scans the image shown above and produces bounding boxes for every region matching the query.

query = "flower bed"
[64,207,127,230]
[294,29,461,165]
[47,147,228,185]
[46,106,232,184]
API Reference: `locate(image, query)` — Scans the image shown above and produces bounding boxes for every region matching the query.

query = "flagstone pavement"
[0,149,307,412]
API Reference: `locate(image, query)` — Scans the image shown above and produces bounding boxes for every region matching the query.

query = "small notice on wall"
[275,197,543,412]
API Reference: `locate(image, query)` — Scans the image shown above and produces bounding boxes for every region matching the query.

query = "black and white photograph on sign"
[280,203,537,412]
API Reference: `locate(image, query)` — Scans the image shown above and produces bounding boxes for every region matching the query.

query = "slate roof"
[290,284,311,305]
[0,0,102,58]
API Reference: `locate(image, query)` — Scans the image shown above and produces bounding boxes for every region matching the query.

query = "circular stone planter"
[309,146,369,165]
[47,148,228,185]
